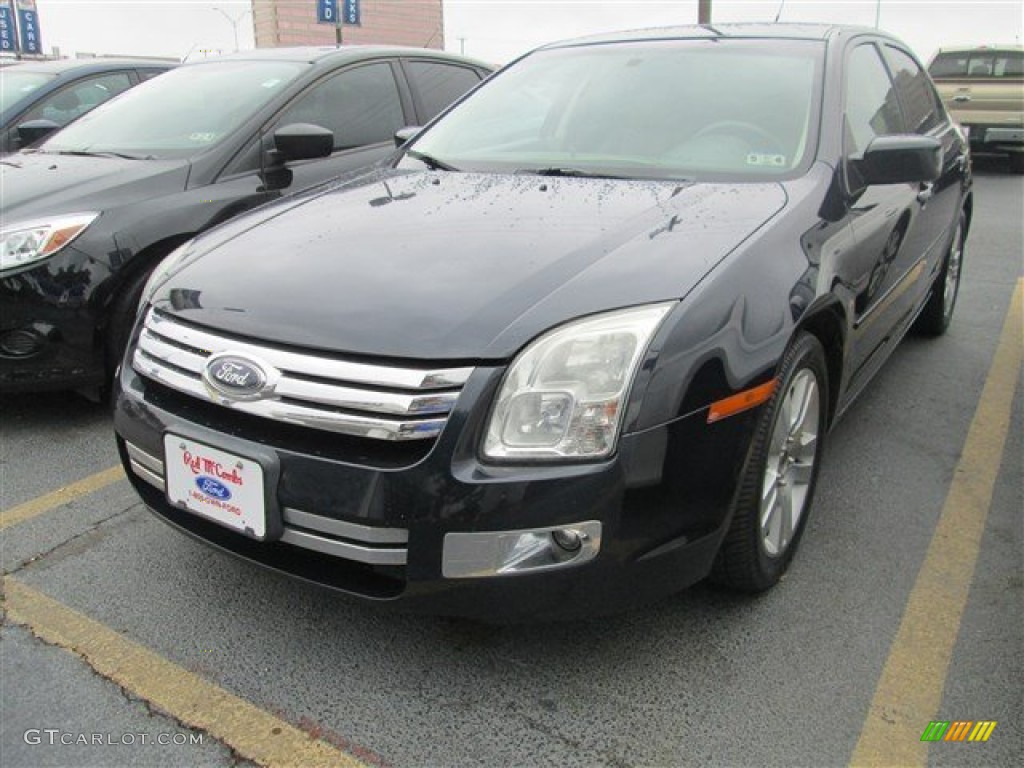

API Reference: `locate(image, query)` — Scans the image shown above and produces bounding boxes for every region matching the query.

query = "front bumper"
[960,123,1024,152]
[113,356,754,622]
[0,249,109,393]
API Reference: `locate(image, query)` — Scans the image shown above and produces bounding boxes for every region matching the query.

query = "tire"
[104,267,152,381]
[711,332,828,592]
[1009,153,1024,174]
[914,210,965,337]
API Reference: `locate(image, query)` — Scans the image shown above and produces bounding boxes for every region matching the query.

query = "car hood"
[0,151,190,221]
[153,170,787,360]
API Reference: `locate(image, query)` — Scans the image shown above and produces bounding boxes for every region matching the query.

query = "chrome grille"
[126,441,409,566]
[132,308,472,441]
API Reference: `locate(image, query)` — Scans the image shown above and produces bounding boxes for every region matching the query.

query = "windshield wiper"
[50,149,154,160]
[516,167,628,179]
[404,149,459,171]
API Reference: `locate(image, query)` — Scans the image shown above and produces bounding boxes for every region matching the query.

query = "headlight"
[483,302,674,461]
[0,213,99,274]
[140,239,195,305]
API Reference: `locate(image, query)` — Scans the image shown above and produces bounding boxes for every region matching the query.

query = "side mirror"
[272,123,334,163]
[856,135,942,186]
[16,119,61,148]
[393,126,421,148]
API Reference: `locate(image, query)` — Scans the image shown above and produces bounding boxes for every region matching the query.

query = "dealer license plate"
[163,435,266,539]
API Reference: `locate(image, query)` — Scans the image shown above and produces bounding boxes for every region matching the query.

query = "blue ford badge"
[196,475,232,501]
[202,353,277,401]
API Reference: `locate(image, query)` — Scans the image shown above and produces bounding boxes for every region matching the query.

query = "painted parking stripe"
[850,279,1023,766]
[3,577,371,768]
[0,465,125,530]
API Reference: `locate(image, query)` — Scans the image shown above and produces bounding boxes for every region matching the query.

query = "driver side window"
[844,44,903,158]
[274,62,404,152]
[23,72,134,127]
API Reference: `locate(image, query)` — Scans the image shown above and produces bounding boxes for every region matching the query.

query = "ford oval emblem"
[202,353,277,402]
[196,475,232,501]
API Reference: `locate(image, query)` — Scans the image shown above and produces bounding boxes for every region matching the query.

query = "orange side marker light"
[707,379,778,424]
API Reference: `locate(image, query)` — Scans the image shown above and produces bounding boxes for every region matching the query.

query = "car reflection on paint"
[113,24,972,621]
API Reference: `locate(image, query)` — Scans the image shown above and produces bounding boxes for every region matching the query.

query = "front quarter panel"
[629,163,841,435]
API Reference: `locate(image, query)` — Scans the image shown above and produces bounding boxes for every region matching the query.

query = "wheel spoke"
[787,377,808,433]
[792,431,817,462]
[765,487,778,540]
[789,373,816,437]
[778,481,794,549]
[789,461,814,486]
[762,468,779,503]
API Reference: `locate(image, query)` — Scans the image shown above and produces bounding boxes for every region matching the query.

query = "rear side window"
[405,61,482,122]
[929,50,1024,78]
[844,44,903,157]
[883,46,943,134]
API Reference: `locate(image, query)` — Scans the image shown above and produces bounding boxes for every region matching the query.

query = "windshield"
[1,70,56,113]
[401,39,824,181]
[40,60,307,159]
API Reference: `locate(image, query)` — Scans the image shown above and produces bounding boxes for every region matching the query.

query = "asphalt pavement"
[1,158,1020,768]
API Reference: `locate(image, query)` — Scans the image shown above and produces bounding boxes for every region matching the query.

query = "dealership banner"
[16,0,40,55]
[0,0,17,54]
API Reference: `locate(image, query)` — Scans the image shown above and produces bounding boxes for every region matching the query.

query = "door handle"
[953,95,971,103]
[917,182,934,204]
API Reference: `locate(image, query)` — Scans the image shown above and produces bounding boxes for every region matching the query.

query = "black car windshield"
[400,39,824,181]
[1,70,56,113]
[40,60,307,159]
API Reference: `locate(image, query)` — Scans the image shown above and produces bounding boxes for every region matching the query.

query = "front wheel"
[711,332,828,592]
[915,211,965,336]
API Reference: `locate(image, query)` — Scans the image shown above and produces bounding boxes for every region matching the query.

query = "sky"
[16,0,1024,65]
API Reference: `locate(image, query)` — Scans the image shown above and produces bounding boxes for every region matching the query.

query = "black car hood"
[0,152,190,220]
[154,170,787,360]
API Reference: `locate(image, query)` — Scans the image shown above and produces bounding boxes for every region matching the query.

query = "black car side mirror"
[393,126,421,147]
[16,119,61,148]
[272,123,334,163]
[856,135,942,186]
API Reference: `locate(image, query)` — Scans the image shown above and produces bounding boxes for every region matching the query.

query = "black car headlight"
[483,302,674,461]
[0,213,98,275]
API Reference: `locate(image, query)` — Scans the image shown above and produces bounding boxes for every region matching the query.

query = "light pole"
[698,0,712,24]
[212,6,249,52]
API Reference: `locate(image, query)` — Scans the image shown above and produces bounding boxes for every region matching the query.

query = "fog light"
[442,521,601,578]
[0,329,43,358]
[551,528,582,552]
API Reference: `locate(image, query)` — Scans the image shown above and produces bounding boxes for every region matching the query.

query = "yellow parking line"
[0,465,125,530]
[850,279,1023,767]
[3,577,370,768]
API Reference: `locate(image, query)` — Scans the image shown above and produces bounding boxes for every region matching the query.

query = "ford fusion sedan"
[1,57,175,153]
[0,46,490,394]
[114,25,971,621]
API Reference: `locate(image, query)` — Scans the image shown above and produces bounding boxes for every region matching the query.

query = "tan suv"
[929,46,1023,172]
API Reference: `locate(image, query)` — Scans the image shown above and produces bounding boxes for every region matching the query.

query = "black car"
[0,46,491,393]
[113,25,971,621]
[1,57,175,152]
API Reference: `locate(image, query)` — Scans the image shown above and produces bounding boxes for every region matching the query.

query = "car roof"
[187,45,491,70]
[543,22,887,49]
[6,57,176,75]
